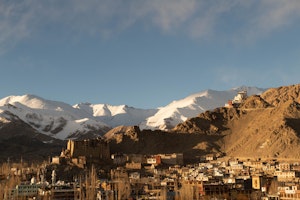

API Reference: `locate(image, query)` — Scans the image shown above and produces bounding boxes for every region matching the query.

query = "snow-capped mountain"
[0,86,265,140]
[74,103,157,127]
[139,86,265,130]
[0,95,110,140]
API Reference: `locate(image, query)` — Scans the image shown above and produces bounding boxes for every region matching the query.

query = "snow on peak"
[0,94,71,111]
[0,94,109,140]
[74,103,127,117]
[0,86,266,139]
[74,103,158,127]
[139,86,266,130]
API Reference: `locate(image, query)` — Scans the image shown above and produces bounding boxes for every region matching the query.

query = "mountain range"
[0,86,264,141]
[1,84,300,162]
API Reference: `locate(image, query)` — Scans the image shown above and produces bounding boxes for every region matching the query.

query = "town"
[1,91,299,200]
[1,137,300,200]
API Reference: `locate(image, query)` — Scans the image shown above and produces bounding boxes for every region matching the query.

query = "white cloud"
[140,0,197,32]
[238,0,300,42]
[0,0,37,53]
[1,0,300,53]
[256,0,300,32]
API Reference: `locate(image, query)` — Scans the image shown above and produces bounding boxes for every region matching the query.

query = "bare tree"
[178,181,194,200]
[85,165,97,200]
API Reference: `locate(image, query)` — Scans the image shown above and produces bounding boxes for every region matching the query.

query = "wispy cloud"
[137,0,197,33]
[1,0,300,53]
[238,0,300,43]
[255,0,300,32]
[0,0,37,53]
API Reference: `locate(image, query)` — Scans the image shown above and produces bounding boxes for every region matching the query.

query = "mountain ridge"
[105,84,300,161]
[0,86,265,141]
[1,84,300,162]
[173,84,300,159]
[74,103,158,127]
[0,95,110,140]
[140,86,265,130]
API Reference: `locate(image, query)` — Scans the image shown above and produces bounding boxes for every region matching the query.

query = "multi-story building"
[159,153,183,165]
[9,183,38,199]
[66,137,110,163]
[278,163,290,171]
[274,171,296,181]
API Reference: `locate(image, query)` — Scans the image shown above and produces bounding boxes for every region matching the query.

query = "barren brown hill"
[261,84,300,106]
[104,84,300,162]
[174,84,300,160]
[104,126,223,163]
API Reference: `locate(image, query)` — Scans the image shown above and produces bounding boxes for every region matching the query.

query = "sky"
[0,0,300,108]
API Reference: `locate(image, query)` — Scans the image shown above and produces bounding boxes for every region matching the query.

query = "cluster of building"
[51,137,184,169]
[3,137,300,199]
[111,153,183,167]
[97,157,300,199]
[2,159,300,199]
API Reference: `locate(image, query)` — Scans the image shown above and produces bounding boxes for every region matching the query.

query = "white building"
[274,171,295,181]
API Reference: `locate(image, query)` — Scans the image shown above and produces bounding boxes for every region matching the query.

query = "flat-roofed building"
[67,137,110,163]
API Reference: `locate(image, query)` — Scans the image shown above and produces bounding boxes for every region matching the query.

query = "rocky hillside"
[106,84,300,161]
[173,84,300,159]
[0,112,64,162]
[104,126,222,163]
[140,86,264,130]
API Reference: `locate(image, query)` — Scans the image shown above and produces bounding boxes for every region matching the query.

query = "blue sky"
[0,0,300,108]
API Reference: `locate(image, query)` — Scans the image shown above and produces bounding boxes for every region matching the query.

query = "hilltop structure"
[225,90,247,108]
[67,138,110,161]
[52,137,110,167]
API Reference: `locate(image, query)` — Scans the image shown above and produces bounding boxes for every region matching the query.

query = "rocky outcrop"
[239,95,271,109]
[261,84,300,106]
[172,108,238,134]
[104,125,140,143]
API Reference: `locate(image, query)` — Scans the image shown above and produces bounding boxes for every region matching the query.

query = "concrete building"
[9,183,38,199]
[146,155,161,166]
[232,90,247,105]
[51,185,80,200]
[125,162,142,170]
[159,153,183,165]
[111,153,127,165]
[278,163,290,171]
[225,90,247,108]
[274,171,296,181]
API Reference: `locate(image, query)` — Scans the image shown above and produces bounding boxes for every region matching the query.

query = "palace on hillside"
[52,137,110,167]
